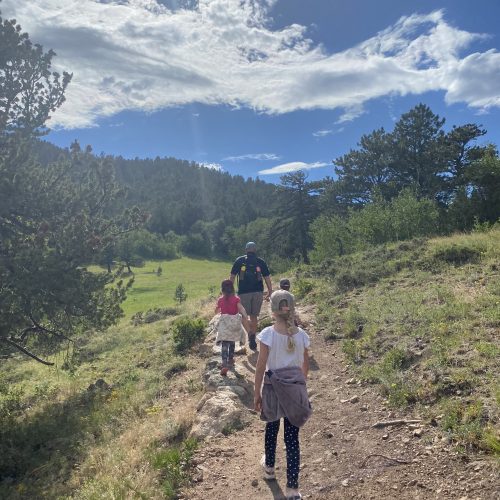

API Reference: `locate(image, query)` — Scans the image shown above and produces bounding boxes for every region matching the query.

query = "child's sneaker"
[220,366,229,376]
[285,487,302,499]
[260,454,275,480]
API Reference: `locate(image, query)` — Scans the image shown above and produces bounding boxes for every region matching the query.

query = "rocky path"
[183,305,499,499]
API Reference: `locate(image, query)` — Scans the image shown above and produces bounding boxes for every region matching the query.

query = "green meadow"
[93,257,232,317]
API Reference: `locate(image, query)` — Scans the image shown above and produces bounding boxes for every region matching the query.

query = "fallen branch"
[372,419,421,428]
[360,454,411,468]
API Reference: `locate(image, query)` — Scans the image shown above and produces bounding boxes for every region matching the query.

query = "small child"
[254,290,311,500]
[279,278,305,328]
[215,279,250,376]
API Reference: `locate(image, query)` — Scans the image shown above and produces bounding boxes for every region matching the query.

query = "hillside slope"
[1,230,498,499]
[185,229,499,499]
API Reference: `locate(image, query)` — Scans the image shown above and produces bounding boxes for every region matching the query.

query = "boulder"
[190,389,247,439]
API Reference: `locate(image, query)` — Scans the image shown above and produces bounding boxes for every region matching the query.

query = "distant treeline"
[36,103,500,270]
[1,8,499,363]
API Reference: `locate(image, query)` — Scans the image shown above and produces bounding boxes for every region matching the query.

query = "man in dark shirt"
[230,242,272,350]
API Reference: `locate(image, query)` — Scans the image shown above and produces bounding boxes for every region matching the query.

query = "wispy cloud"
[335,105,365,124]
[222,153,281,162]
[2,1,499,128]
[200,162,223,171]
[259,161,329,175]
[312,127,345,138]
[312,129,334,138]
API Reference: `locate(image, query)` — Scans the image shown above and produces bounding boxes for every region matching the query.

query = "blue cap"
[245,241,257,252]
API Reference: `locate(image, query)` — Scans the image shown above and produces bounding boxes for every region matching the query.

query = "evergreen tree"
[332,104,488,206]
[174,284,187,304]
[277,171,317,264]
[0,11,142,364]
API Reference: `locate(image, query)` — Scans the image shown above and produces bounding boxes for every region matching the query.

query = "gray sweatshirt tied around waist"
[260,366,312,428]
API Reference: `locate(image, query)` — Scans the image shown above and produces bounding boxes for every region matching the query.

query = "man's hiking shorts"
[239,291,264,316]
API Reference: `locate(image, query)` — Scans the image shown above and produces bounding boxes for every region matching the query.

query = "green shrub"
[431,243,484,265]
[131,307,178,325]
[174,284,188,304]
[343,306,367,338]
[171,317,206,353]
[293,278,314,299]
[0,380,25,424]
[150,437,197,499]
[164,358,188,378]
[342,339,362,364]
[441,399,489,452]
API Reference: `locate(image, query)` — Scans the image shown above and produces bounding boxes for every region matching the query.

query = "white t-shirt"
[257,326,310,371]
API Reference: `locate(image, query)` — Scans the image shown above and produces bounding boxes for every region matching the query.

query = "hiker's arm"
[264,275,272,300]
[302,347,309,378]
[237,303,250,332]
[229,259,240,283]
[254,343,269,411]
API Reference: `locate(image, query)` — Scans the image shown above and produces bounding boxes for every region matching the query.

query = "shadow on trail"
[264,478,285,499]
[246,350,258,367]
[308,354,320,371]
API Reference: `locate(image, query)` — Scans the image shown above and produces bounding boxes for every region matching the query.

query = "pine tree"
[0,10,143,364]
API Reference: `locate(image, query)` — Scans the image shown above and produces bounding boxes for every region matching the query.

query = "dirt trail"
[183,304,499,499]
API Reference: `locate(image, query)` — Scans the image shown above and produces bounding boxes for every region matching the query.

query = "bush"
[171,317,206,353]
[343,306,367,338]
[431,243,484,265]
[131,307,178,325]
[164,358,188,378]
[440,399,493,453]
[150,437,197,499]
[310,190,439,260]
[294,279,314,299]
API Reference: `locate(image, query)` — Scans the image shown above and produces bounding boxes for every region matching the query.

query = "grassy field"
[93,257,231,317]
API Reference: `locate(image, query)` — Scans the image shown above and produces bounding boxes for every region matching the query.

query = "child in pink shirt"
[215,279,250,375]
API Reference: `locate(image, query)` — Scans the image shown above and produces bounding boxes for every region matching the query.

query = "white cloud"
[312,127,344,137]
[2,1,499,128]
[200,162,224,171]
[222,153,281,161]
[258,161,329,175]
[335,104,365,124]
[312,129,333,137]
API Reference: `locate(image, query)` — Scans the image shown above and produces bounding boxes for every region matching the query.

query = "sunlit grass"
[90,257,231,317]
[0,256,228,499]
[315,228,500,453]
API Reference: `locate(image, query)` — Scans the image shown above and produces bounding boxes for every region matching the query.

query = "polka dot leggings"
[264,417,300,489]
[221,340,235,366]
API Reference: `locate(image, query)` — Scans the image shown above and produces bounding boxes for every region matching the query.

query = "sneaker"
[220,367,229,376]
[285,488,302,499]
[260,455,275,480]
[228,357,235,366]
[248,334,257,351]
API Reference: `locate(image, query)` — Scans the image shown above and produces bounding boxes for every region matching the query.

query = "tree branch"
[28,314,74,343]
[0,337,54,365]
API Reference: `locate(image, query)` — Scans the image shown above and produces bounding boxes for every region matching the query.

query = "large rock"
[190,388,247,439]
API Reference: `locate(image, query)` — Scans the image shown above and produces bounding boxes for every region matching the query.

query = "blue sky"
[3,0,500,182]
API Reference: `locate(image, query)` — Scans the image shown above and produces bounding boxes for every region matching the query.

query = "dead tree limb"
[372,419,422,428]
